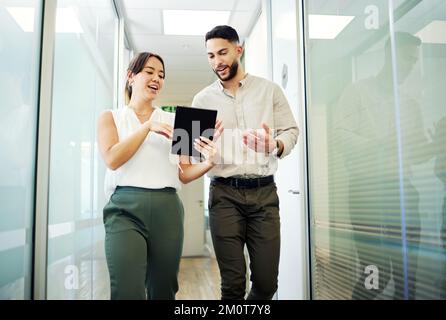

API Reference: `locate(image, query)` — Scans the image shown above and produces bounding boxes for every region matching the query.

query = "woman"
[97,52,222,300]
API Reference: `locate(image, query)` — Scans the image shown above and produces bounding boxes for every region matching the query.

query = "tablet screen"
[171,106,218,157]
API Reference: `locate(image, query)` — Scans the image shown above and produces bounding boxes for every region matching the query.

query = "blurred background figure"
[335,32,434,299]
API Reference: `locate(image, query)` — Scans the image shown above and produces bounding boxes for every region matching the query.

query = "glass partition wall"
[304,0,446,299]
[0,0,43,299]
[0,0,120,300]
[46,0,118,299]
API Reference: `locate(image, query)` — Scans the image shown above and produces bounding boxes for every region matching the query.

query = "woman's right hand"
[144,120,173,139]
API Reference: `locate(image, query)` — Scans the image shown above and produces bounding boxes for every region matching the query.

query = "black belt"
[211,176,274,189]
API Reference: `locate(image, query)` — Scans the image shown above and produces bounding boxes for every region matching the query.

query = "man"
[192,25,299,300]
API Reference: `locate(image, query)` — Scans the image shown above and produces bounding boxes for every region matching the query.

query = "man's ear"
[236,45,244,57]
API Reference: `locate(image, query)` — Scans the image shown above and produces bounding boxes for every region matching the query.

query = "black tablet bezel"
[171,106,218,157]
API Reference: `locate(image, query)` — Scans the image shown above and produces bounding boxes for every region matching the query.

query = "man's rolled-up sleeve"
[273,84,299,159]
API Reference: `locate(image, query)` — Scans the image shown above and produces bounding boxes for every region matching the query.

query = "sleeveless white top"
[104,106,181,201]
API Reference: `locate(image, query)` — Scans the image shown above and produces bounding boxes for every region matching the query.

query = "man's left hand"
[242,123,277,154]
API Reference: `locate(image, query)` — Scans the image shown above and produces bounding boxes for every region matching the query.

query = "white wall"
[243,0,309,299]
[179,178,205,257]
[270,0,308,300]
[244,3,270,79]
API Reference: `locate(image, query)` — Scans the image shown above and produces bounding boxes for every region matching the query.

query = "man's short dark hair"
[205,25,240,43]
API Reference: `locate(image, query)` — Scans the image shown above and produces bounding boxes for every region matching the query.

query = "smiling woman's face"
[130,56,165,100]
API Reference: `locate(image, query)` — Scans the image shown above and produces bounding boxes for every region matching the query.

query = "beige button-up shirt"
[192,73,299,178]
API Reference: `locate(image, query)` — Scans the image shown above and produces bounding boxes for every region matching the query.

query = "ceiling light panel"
[163,10,230,36]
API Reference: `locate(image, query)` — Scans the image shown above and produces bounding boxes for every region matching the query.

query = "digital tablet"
[171,106,218,157]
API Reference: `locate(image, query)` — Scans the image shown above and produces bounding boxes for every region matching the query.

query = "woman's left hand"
[194,136,218,165]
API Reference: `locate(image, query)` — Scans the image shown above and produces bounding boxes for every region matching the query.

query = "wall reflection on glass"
[0,1,42,299]
[46,0,117,299]
[305,0,446,299]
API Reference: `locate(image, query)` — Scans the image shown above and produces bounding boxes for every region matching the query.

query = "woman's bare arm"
[97,111,172,170]
[178,155,214,184]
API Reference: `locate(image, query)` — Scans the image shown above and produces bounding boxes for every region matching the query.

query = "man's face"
[206,38,243,81]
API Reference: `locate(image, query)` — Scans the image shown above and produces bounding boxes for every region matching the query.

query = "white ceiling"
[120,0,262,106]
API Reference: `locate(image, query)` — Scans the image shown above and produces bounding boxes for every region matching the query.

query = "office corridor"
[1,0,446,300]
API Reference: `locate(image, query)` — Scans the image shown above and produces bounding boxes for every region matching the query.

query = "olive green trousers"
[103,186,184,300]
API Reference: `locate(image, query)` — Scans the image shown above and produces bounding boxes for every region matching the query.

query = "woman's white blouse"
[104,105,181,201]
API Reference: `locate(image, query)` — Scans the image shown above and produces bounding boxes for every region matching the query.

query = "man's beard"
[215,60,239,82]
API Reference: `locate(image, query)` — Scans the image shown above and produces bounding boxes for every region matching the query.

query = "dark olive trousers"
[208,181,281,300]
[103,186,184,300]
